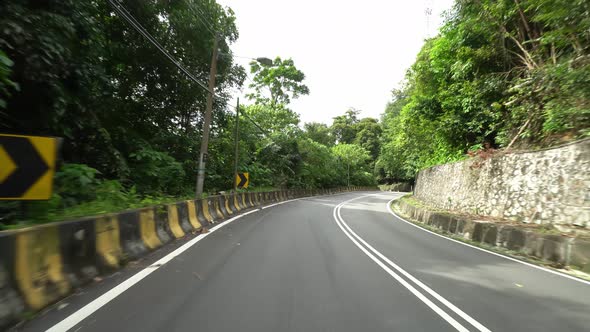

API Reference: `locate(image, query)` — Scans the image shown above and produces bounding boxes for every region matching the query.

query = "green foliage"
[55,163,100,207]
[378,0,590,182]
[303,122,334,146]
[0,0,241,193]
[247,57,310,106]
[331,108,360,144]
[354,118,382,161]
[244,104,301,135]
[0,50,18,109]
[128,147,186,195]
[331,144,375,186]
[297,138,338,188]
[332,144,371,167]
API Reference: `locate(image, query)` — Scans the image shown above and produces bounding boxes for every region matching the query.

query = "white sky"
[218,0,455,125]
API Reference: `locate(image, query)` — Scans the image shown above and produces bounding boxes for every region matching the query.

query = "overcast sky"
[218,0,455,125]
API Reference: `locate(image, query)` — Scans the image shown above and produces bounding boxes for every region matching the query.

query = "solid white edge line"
[386,196,590,286]
[332,201,470,332]
[337,197,491,332]
[47,199,302,332]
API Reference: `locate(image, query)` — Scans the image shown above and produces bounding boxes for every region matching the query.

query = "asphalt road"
[15,192,590,332]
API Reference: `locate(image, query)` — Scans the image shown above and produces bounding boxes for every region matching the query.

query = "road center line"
[333,195,492,332]
[336,196,490,332]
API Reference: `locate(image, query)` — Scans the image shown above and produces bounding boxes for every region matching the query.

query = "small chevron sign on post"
[0,134,58,200]
[235,172,249,189]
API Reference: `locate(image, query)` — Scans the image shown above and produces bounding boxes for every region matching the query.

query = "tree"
[0,50,17,110]
[331,108,360,144]
[332,144,371,186]
[303,122,334,146]
[354,118,381,161]
[247,57,309,106]
[0,0,242,192]
[244,104,300,135]
[377,0,590,184]
[296,138,338,188]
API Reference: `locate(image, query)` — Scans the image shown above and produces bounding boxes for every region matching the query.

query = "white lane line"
[336,197,491,332]
[332,200,470,332]
[47,199,301,332]
[386,197,590,286]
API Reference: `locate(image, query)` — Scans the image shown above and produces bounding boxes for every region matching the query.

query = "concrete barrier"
[119,209,149,259]
[14,225,70,311]
[239,193,248,209]
[195,199,207,225]
[199,199,214,225]
[185,200,203,230]
[0,187,373,328]
[247,193,256,208]
[207,197,224,221]
[174,202,194,234]
[212,196,225,218]
[220,195,233,215]
[231,194,241,213]
[166,204,186,239]
[393,197,588,269]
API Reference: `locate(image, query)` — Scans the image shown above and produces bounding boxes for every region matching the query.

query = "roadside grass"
[0,184,304,230]
[0,192,195,231]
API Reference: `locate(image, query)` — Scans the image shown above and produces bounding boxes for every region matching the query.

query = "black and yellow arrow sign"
[0,134,58,200]
[235,172,249,189]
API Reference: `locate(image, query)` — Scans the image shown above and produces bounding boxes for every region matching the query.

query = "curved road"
[16,192,590,331]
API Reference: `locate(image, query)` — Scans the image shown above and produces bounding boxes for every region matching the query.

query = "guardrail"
[0,186,375,328]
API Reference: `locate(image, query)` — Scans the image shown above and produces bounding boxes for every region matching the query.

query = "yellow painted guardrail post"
[95,216,122,269]
[15,227,70,310]
[167,204,185,238]
[139,209,161,250]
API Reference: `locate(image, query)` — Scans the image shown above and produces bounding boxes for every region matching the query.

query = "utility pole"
[232,97,240,191]
[196,34,219,197]
[347,162,350,187]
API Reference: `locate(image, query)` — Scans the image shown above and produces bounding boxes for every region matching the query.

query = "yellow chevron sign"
[0,134,58,200]
[235,172,249,189]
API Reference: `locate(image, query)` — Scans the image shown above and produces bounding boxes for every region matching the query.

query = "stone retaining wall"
[379,182,412,192]
[393,198,590,272]
[414,139,590,229]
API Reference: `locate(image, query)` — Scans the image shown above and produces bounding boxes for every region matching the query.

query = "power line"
[224,103,268,136]
[191,5,217,36]
[194,5,216,28]
[108,0,213,94]
[109,1,269,137]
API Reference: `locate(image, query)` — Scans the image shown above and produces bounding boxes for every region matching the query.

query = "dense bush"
[378,0,590,182]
